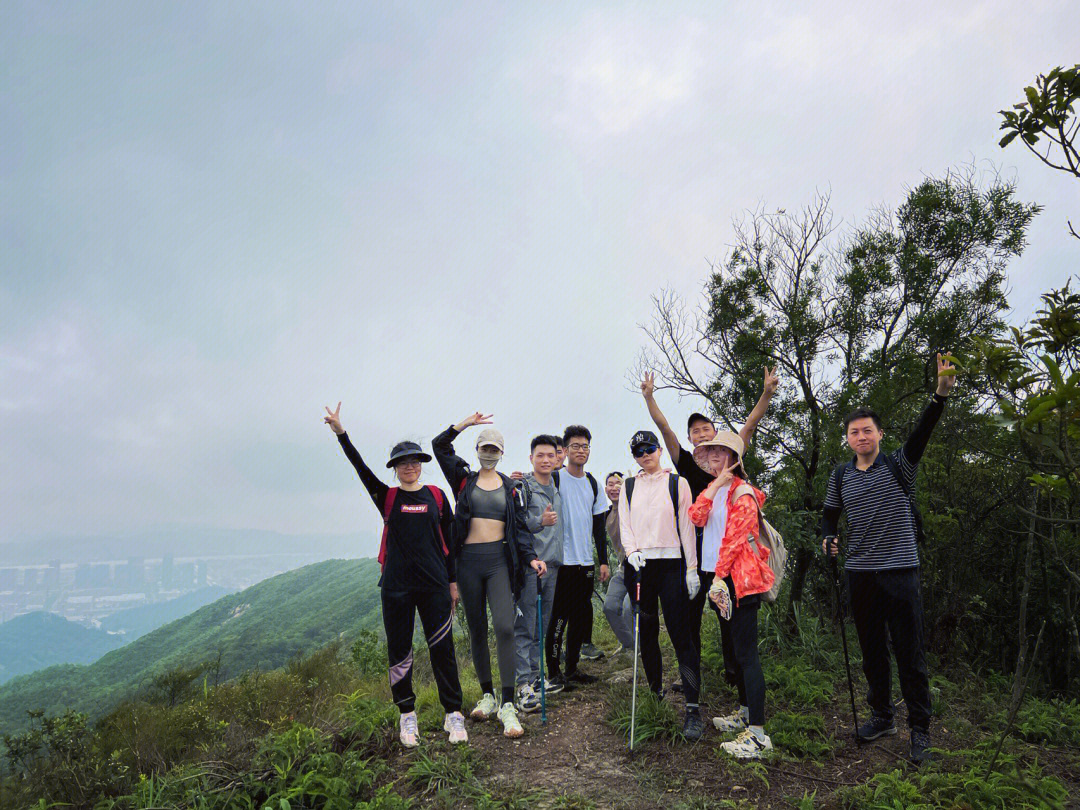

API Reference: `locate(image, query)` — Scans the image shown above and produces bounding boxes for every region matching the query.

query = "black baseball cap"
[687,412,715,432]
[629,430,660,452]
[386,441,432,468]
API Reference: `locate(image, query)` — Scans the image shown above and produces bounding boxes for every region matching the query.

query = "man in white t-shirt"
[544,425,609,690]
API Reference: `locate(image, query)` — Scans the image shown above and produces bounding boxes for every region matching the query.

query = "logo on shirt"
[400,505,429,514]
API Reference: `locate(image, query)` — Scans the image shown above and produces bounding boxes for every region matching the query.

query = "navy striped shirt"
[822,394,947,571]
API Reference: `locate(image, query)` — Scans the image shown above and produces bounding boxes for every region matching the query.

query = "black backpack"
[552,470,599,502]
[831,456,926,544]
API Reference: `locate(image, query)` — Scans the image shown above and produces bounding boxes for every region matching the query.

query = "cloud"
[519,11,706,139]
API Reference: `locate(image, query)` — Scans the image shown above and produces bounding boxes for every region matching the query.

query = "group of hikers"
[323,352,957,765]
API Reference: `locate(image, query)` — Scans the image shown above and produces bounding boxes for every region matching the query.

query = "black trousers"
[690,571,739,697]
[381,587,462,714]
[847,567,932,731]
[625,558,701,704]
[718,580,765,725]
[547,564,593,676]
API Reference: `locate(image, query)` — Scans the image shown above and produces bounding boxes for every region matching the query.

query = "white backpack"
[733,484,787,603]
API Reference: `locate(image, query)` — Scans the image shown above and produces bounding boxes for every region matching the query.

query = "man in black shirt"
[823,353,956,765]
[640,369,778,696]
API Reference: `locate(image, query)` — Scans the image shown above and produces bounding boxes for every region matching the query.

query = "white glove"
[685,568,700,600]
[626,551,644,571]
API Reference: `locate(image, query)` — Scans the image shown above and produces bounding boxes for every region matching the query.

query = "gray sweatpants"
[458,542,517,694]
[514,565,558,686]
[603,565,635,649]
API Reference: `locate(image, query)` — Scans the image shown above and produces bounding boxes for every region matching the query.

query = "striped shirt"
[822,394,947,571]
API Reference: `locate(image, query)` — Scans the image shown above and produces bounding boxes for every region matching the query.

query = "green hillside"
[98,585,232,640]
[0,612,126,685]
[0,558,382,736]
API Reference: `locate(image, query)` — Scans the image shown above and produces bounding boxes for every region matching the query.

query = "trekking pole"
[829,552,860,741]
[537,572,547,725]
[629,565,642,752]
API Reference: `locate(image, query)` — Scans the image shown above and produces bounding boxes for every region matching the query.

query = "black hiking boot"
[671,681,684,694]
[580,642,604,660]
[682,707,704,741]
[544,673,567,694]
[857,714,897,742]
[910,729,935,765]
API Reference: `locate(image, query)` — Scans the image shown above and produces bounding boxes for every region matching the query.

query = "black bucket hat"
[386,441,432,468]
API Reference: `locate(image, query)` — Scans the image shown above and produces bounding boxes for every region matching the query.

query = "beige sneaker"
[398,711,420,748]
[443,711,468,744]
[470,692,498,720]
[720,728,772,759]
[497,702,524,738]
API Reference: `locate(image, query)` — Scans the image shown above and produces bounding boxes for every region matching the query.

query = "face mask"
[477,448,502,470]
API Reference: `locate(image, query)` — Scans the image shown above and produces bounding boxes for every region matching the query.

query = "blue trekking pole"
[537,572,547,724]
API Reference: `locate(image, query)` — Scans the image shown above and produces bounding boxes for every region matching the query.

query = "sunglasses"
[632,444,659,458]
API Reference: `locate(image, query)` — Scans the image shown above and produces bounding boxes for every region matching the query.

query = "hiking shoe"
[720,728,772,759]
[580,642,604,660]
[683,708,705,742]
[910,729,935,765]
[497,702,524,738]
[399,711,420,748]
[443,711,468,744]
[544,673,566,694]
[712,708,749,733]
[471,692,498,720]
[671,681,684,694]
[857,714,897,742]
[516,683,540,713]
[567,669,598,685]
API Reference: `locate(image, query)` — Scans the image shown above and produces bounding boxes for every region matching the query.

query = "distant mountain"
[0,527,369,565]
[0,558,383,736]
[0,612,125,685]
[98,586,233,640]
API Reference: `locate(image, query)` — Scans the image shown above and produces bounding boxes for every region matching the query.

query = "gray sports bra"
[471,483,507,521]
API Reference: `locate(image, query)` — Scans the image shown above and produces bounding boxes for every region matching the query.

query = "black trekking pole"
[629,564,642,752]
[829,550,860,742]
[537,572,547,725]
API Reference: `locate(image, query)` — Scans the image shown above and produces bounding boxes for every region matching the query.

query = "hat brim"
[476,442,504,452]
[692,443,740,473]
[386,452,432,468]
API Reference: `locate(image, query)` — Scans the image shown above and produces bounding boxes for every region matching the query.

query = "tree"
[1000,64,1080,239]
[635,169,1039,612]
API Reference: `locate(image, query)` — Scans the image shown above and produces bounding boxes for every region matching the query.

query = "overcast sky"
[2,1,1077,556]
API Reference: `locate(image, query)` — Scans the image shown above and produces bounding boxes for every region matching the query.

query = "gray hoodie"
[523,472,564,566]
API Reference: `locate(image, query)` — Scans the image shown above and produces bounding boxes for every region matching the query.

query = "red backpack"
[379,486,449,571]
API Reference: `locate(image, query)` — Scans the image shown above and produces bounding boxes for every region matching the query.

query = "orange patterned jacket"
[688,475,774,602]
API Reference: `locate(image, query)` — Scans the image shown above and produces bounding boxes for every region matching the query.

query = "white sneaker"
[470,692,498,720]
[720,728,772,759]
[399,711,420,748]
[443,711,468,744]
[497,702,524,738]
[712,709,749,733]
[516,683,540,713]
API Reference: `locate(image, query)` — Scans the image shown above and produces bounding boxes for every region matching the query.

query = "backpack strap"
[552,470,560,489]
[831,462,848,505]
[880,454,912,500]
[425,485,450,556]
[586,471,599,503]
[378,487,399,570]
[668,473,679,535]
[732,483,764,557]
[624,476,635,507]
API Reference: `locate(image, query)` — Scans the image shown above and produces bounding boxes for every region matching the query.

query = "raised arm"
[641,373,683,464]
[324,403,390,511]
[432,412,491,493]
[738,366,779,447]
[900,354,955,468]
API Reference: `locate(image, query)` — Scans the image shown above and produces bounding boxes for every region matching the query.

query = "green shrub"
[765,660,834,707]
[606,684,684,746]
[766,712,836,760]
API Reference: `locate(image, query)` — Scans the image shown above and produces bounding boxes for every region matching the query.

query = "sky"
[2,1,1077,557]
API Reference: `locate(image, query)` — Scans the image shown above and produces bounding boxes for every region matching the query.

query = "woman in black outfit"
[433,412,546,739]
[324,402,467,748]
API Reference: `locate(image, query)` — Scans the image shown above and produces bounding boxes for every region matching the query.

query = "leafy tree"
[1000,64,1080,238]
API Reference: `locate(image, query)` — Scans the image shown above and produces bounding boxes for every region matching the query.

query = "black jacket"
[432,425,537,598]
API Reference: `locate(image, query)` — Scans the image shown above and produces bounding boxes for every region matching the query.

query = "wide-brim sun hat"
[386,440,432,468]
[692,430,745,473]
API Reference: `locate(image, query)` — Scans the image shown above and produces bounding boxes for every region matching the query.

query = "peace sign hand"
[324,402,344,435]
[936,352,957,396]
[455,412,494,432]
[640,372,656,399]
[763,366,779,397]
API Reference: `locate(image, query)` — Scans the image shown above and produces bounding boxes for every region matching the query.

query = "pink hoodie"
[618,468,697,569]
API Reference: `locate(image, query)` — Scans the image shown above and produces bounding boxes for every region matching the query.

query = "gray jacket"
[523,473,564,566]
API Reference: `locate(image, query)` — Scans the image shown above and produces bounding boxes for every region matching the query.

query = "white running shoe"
[443,711,468,744]
[497,702,524,738]
[720,728,773,759]
[399,711,420,748]
[516,683,540,713]
[470,692,498,720]
[712,709,749,733]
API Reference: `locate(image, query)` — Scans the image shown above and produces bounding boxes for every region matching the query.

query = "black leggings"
[718,578,765,725]
[381,587,462,714]
[690,570,738,697]
[625,558,701,704]
[547,564,593,676]
[457,542,517,701]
